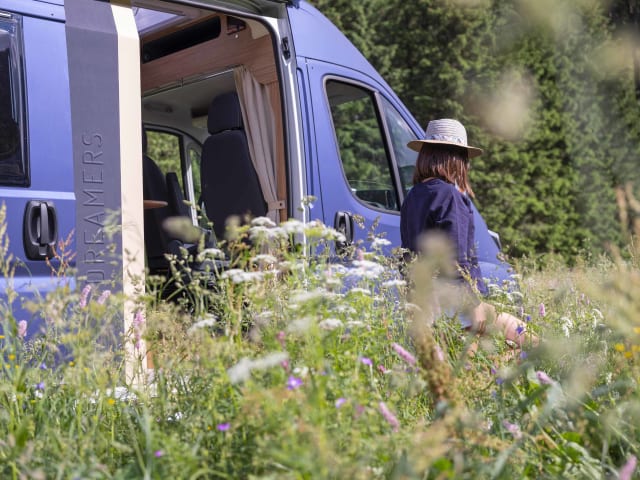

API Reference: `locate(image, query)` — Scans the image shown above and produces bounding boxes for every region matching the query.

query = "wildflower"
[538,303,545,317]
[502,420,523,440]
[634,327,640,335]
[392,343,416,366]
[381,279,407,288]
[318,318,343,331]
[276,330,286,347]
[107,398,116,406]
[371,238,391,249]
[36,382,45,391]
[17,320,27,339]
[377,364,388,374]
[186,315,218,334]
[519,351,528,360]
[132,311,145,350]
[217,423,231,431]
[96,290,111,305]
[286,376,303,390]
[359,356,373,366]
[525,314,531,322]
[516,325,525,336]
[536,370,555,385]
[378,401,400,432]
[250,216,276,228]
[435,345,445,362]
[79,284,92,308]
[39,362,47,370]
[227,352,290,384]
[496,377,504,385]
[154,450,164,458]
[619,455,637,480]
[335,398,346,408]
[615,343,626,352]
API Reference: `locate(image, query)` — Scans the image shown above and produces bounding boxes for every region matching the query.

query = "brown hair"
[412,144,474,197]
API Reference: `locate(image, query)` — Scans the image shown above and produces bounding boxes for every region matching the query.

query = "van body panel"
[0,10,75,336]
[1,0,64,20]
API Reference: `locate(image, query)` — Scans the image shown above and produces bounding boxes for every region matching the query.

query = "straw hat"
[407,118,483,158]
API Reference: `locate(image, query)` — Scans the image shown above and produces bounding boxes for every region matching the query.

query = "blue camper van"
[0,0,512,338]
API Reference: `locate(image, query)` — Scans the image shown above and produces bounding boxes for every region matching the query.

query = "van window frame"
[143,124,203,223]
[0,12,29,187]
[322,75,405,214]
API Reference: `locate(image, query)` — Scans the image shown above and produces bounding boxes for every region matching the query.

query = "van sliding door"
[65,0,144,369]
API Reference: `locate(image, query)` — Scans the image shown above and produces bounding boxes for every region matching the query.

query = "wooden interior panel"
[141,15,277,92]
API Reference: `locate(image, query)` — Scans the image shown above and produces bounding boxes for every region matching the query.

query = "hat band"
[427,133,465,145]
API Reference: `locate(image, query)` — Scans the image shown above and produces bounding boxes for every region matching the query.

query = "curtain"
[234,66,282,222]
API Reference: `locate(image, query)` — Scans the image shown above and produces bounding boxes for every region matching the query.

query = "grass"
[0,207,639,479]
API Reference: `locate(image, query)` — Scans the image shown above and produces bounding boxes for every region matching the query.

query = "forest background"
[311,0,640,264]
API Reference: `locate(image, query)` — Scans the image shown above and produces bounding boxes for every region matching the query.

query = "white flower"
[382,279,407,288]
[350,259,386,279]
[187,315,218,334]
[196,248,225,262]
[251,216,276,228]
[348,287,371,296]
[287,317,313,333]
[280,219,305,235]
[318,318,343,330]
[346,320,366,328]
[227,352,289,384]
[251,254,278,265]
[290,288,329,304]
[220,269,265,283]
[560,316,573,338]
[371,238,391,249]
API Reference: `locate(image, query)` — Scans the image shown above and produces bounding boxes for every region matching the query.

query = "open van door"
[65,0,144,375]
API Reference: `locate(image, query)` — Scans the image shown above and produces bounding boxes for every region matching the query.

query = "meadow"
[0,204,639,479]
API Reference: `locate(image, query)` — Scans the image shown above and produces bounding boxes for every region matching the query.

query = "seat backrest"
[142,128,173,272]
[166,171,192,218]
[200,91,266,240]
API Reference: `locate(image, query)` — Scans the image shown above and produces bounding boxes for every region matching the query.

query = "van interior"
[132,1,287,276]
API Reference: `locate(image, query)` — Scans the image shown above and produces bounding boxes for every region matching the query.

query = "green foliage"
[2,211,640,478]
[311,0,640,263]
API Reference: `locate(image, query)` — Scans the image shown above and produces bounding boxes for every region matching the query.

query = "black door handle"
[334,210,354,256]
[23,200,58,260]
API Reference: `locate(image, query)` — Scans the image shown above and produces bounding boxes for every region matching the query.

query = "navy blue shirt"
[400,178,487,296]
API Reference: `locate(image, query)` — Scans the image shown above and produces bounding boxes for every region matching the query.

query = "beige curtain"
[234,66,282,222]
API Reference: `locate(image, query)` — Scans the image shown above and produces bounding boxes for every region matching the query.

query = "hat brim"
[407,139,483,158]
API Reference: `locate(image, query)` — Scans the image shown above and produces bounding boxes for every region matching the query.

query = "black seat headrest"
[207,91,243,135]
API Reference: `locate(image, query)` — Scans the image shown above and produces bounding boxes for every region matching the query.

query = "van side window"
[326,80,399,211]
[0,15,28,187]
[146,130,183,188]
[380,96,417,196]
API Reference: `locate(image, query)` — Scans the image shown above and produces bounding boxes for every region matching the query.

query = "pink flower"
[359,356,373,366]
[378,401,400,432]
[96,290,111,305]
[435,345,445,362]
[377,364,388,374]
[619,455,637,480]
[216,423,231,431]
[539,303,546,317]
[536,370,555,385]
[502,420,522,439]
[79,284,92,308]
[276,330,286,348]
[133,311,145,350]
[17,320,27,339]
[392,343,416,366]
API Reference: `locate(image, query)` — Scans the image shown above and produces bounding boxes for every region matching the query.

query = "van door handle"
[334,210,354,255]
[23,200,58,260]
